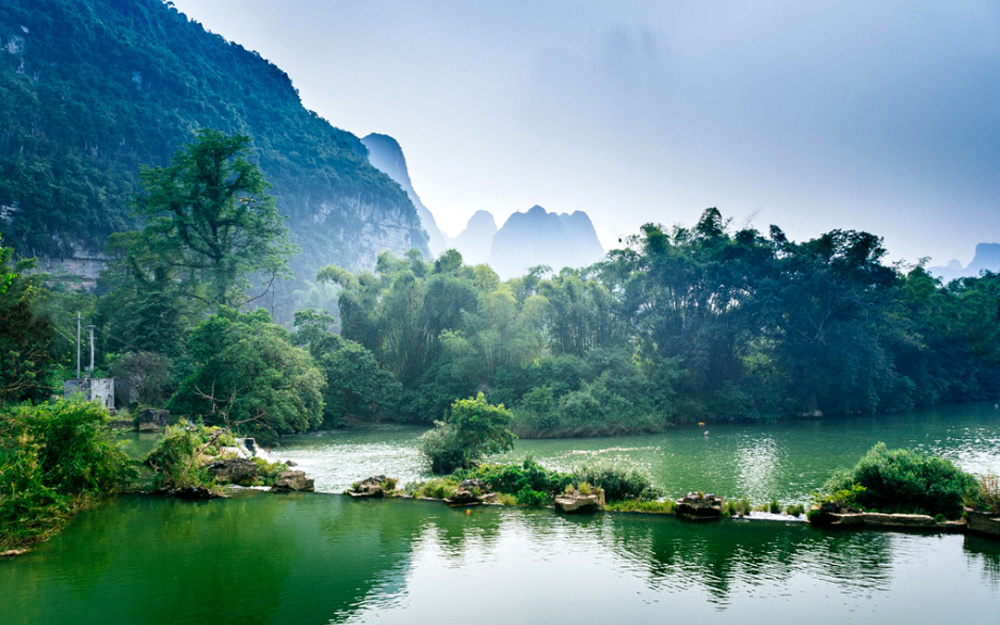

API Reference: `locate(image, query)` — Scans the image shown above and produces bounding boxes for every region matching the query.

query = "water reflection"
[4,491,1000,625]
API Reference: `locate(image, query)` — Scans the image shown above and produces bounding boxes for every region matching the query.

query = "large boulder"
[676,493,723,519]
[346,475,393,498]
[271,470,315,492]
[555,489,605,513]
[205,458,258,485]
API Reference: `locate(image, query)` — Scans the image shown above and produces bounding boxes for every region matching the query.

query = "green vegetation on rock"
[0,400,135,550]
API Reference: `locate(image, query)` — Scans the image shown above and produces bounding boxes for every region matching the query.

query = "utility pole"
[86,325,96,373]
[76,313,82,378]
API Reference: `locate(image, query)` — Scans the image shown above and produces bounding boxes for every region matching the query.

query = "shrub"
[822,443,978,519]
[252,457,291,486]
[515,487,549,507]
[573,460,660,503]
[769,499,781,514]
[458,456,574,496]
[0,400,136,549]
[419,394,516,474]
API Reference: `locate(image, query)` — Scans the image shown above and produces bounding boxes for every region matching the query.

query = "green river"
[2,403,999,624]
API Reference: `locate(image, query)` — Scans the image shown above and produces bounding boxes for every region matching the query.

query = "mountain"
[361,133,449,256]
[451,210,497,265]
[487,205,604,279]
[0,0,426,286]
[929,243,1000,282]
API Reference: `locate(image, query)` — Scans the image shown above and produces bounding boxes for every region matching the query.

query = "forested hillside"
[0,0,426,280]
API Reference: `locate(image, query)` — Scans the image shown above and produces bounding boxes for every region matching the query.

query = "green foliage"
[0,400,136,549]
[785,503,806,517]
[971,473,1000,514]
[456,456,575,497]
[419,393,516,474]
[572,460,660,503]
[407,477,462,500]
[292,309,399,427]
[251,456,291,487]
[821,443,978,519]
[0,0,422,277]
[605,499,676,514]
[168,308,325,445]
[143,422,215,492]
[129,130,295,309]
[514,487,549,507]
[0,237,62,403]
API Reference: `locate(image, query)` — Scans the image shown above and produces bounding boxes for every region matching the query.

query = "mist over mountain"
[487,205,604,279]
[360,133,449,256]
[450,210,497,266]
[929,243,1000,282]
[0,0,426,286]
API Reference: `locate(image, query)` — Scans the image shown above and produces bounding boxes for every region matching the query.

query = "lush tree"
[129,130,295,309]
[292,309,399,427]
[419,393,516,474]
[0,237,63,403]
[168,308,324,444]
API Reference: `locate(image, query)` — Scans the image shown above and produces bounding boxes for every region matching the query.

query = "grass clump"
[821,442,978,520]
[605,499,676,514]
[968,472,1000,514]
[785,503,806,517]
[0,400,137,551]
[407,477,462,499]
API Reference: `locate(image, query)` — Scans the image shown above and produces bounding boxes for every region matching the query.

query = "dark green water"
[2,492,998,625]
[275,402,1000,504]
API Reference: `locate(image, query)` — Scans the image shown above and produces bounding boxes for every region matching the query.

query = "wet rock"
[555,489,605,513]
[205,458,258,485]
[171,486,221,499]
[346,475,392,498]
[676,492,723,519]
[965,508,1000,538]
[445,479,490,506]
[272,470,315,492]
[861,512,938,528]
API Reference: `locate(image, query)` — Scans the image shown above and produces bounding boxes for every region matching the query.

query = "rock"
[272,470,315,492]
[676,492,724,519]
[137,408,169,432]
[555,489,605,513]
[444,479,490,506]
[170,486,221,499]
[205,458,258,485]
[346,475,391,498]
[242,438,256,454]
[966,508,1000,538]
[861,512,938,528]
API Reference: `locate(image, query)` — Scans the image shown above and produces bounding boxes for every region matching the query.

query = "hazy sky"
[169,0,1000,266]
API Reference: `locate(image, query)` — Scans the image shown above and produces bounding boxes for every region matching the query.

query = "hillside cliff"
[0,0,426,285]
[361,133,449,256]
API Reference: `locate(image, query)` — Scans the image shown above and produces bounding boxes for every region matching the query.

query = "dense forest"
[3,131,998,445]
[0,0,426,282]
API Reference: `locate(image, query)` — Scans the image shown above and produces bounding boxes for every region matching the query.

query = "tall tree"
[130,129,295,309]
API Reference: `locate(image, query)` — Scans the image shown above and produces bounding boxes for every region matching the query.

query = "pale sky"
[169,0,1000,266]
